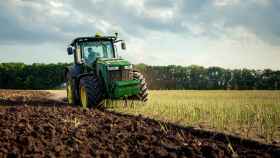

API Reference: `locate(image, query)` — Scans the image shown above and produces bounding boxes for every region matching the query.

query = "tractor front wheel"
[79,76,104,108]
[133,71,148,102]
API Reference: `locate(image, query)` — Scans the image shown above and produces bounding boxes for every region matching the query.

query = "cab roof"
[70,36,117,46]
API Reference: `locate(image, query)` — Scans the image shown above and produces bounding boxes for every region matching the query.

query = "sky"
[0,0,279,69]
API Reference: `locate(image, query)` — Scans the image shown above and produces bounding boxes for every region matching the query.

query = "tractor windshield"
[81,41,114,64]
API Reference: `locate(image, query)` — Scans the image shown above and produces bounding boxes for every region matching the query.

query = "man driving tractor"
[85,47,100,64]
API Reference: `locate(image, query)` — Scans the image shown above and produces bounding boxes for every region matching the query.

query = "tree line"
[134,64,280,90]
[0,63,69,89]
[0,63,279,90]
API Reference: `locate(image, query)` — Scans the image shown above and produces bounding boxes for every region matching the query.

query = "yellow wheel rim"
[80,86,88,109]
[67,81,73,104]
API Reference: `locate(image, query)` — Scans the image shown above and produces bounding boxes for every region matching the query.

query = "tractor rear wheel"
[79,75,104,108]
[133,71,148,102]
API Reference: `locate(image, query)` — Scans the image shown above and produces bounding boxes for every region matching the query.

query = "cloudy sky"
[0,0,279,69]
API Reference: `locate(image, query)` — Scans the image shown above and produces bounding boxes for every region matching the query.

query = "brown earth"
[0,90,280,158]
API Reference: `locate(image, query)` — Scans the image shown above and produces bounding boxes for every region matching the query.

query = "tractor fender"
[77,73,95,82]
[66,65,82,78]
[65,65,83,98]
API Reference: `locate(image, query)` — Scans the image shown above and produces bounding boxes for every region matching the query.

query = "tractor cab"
[67,34,126,65]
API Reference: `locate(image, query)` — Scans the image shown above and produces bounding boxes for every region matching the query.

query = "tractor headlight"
[124,65,132,69]
[108,66,119,71]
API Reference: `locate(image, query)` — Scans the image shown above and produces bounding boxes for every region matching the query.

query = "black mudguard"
[65,65,82,100]
[65,64,96,99]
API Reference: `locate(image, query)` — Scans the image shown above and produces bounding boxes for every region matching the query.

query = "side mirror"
[121,42,126,50]
[67,47,74,55]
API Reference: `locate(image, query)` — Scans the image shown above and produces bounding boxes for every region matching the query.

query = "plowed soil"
[0,90,279,158]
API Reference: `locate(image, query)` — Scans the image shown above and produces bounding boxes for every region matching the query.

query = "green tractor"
[65,33,148,108]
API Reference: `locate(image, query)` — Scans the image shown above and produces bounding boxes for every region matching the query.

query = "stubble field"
[108,90,280,145]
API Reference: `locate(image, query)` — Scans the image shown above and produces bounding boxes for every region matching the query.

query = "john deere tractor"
[65,33,148,108]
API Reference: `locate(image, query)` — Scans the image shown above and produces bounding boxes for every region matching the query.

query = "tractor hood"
[96,58,131,67]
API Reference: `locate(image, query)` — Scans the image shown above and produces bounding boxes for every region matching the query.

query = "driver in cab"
[86,47,100,64]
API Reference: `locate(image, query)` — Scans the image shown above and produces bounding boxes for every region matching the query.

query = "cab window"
[80,41,114,64]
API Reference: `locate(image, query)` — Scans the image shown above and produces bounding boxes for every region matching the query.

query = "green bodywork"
[95,58,140,98]
[113,80,140,98]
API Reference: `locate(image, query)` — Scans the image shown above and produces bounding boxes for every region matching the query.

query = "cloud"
[1,0,279,45]
[0,0,104,45]
[181,0,280,45]
[0,1,64,44]
[0,0,279,69]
